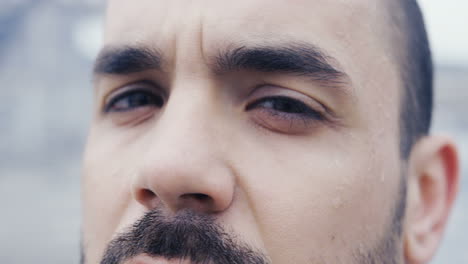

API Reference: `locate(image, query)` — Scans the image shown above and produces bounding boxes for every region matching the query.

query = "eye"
[246,96,326,134]
[105,89,164,112]
[246,96,324,120]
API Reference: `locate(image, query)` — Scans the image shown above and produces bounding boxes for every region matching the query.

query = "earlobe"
[403,136,459,264]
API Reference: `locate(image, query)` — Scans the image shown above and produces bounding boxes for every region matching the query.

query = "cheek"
[233,130,401,262]
[81,130,143,262]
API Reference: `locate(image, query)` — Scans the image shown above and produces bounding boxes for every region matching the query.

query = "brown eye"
[105,90,164,112]
[246,96,326,134]
[246,96,324,120]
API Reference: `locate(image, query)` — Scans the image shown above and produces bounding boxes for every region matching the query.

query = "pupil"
[127,92,165,108]
[275,99,302,113]
[129,93,150,107]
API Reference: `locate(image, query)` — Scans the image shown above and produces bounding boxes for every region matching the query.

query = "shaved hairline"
[382,0,433,159]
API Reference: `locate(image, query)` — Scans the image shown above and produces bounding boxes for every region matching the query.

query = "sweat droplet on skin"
[332,196,344,209]
[334,158,342,168]
[358,242,366,255]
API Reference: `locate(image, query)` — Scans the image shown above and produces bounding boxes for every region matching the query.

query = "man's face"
[82,0,405,263]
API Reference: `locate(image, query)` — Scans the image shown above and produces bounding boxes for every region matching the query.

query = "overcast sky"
[419,0,468,65]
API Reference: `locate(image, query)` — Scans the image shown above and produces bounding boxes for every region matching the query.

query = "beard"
[93,177,406,264]
[99,208,269,264]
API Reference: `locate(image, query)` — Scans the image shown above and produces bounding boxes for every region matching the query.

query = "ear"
[404,136,459,264]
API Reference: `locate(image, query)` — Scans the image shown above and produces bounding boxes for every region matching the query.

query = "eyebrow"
[93,46,163,75]
[213,42,350,87]
[93,42,350,88]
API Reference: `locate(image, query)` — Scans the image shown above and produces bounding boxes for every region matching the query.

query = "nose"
[134,156,235,214]
[132,97,235,214]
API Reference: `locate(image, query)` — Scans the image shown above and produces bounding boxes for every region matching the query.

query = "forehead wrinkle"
[101,0,393,99]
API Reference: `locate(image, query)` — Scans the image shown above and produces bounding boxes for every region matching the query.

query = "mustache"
[100,209,269,264]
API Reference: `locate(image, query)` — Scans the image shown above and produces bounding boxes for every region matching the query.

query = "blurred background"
[0,0,466,263]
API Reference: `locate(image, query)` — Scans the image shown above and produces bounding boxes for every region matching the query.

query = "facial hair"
[99,208,269,264]
[95,175,407,264]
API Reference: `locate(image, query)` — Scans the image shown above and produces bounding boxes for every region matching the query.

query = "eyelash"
[104,89,164,112]
[104,90,326,130]
[246,96,325,121]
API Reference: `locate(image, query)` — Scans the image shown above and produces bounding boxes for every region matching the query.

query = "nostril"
[193,193,211,202]
[138,189,158,208]
[181,193,212,202]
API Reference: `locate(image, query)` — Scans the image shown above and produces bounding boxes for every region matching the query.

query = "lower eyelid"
[107,107,157,126]
[249,108,319,134]
[260,107,320,122]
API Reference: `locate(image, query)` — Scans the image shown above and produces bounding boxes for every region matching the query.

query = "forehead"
[103,0,399,106]
[104,0,387,49]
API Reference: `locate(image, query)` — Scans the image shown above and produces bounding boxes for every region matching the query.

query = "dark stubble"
[99,209,269,264]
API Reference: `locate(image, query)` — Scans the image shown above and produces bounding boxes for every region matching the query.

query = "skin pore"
[81,0,459,263]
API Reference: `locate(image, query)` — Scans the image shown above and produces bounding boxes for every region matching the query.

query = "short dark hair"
[389,0,433,159]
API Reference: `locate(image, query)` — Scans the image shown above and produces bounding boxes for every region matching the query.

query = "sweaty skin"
[82,0,459,263]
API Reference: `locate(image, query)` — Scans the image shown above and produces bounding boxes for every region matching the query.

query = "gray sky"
[419,0,468,65]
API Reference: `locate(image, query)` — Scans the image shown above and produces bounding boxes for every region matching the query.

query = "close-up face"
[81,0,459,263]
